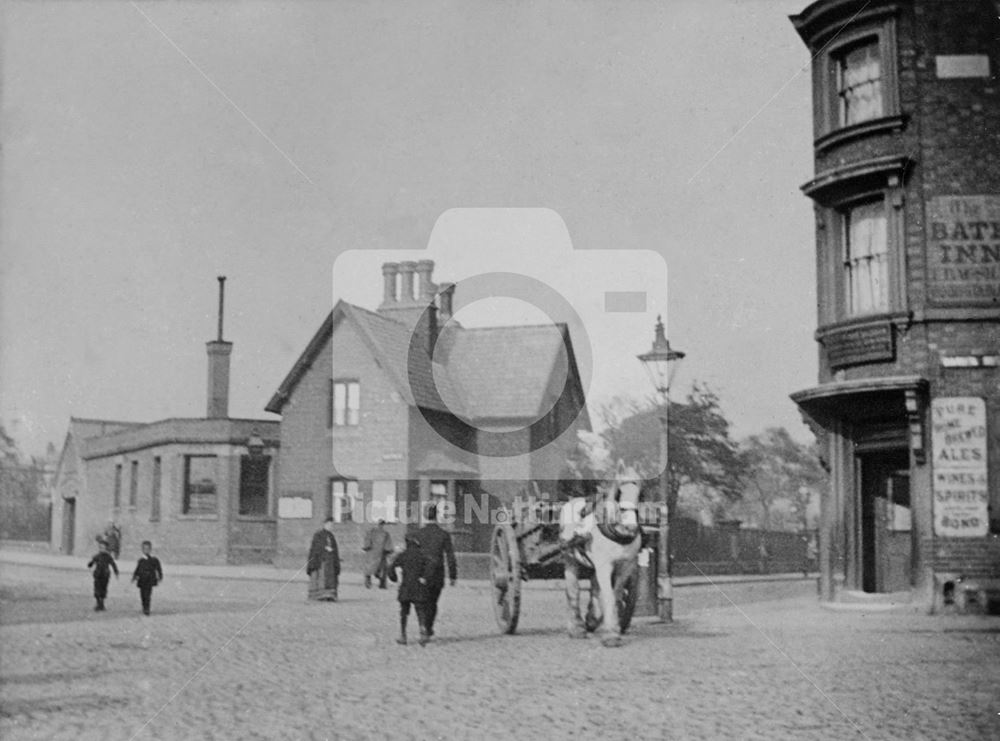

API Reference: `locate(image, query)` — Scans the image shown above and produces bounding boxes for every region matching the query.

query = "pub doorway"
[859,449,913,593]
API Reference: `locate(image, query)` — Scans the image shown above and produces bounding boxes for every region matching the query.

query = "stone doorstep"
[821,588,918,613]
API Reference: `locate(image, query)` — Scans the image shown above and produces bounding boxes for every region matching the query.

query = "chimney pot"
[437,282,455,318]
[381,262,399,305]
[416,259,435,301]
[398,261,417,303]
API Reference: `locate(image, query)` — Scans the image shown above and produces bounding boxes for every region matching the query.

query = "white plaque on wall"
[931,397,988,537]
[935,55,990,79]
[278,496,314,519]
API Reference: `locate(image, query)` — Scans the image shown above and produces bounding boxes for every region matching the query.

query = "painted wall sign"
[927,195,1000,306]
[823,322,894,368]
[931,397,988,537]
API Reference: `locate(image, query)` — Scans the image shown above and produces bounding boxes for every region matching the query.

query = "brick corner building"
[789,0,1000,610]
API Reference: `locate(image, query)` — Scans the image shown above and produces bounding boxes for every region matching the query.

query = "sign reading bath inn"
[927,195,1000,305]
[931,397,988,537]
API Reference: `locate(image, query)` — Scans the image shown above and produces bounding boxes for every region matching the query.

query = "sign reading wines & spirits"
[931,397,988,537]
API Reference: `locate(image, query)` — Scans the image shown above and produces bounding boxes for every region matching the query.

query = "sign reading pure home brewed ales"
[927,195,1000,305]
[931,397,988,537]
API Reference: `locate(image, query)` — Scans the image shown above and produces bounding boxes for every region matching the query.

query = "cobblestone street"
[1,560,998,741]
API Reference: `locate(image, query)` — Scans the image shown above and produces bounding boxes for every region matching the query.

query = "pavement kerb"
[0,548,817,592]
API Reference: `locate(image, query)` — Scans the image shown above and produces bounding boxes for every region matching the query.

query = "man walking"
[362,519,394,589]
[416,504,456,641]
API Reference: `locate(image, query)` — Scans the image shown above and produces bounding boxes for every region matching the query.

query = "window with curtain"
[837,41,883,126]
[330,478,359,523]
[843,200,889,315]
[331,380,360,427]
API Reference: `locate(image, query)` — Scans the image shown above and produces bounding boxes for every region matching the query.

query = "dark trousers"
[93,573,110,601]
[425,585,443,635]
[139,584,154,613]
[399,601,429,635]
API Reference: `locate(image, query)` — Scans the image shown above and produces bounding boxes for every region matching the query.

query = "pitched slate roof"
[266,301,584,423]
[344,304,467,416]
[441,323,573,419]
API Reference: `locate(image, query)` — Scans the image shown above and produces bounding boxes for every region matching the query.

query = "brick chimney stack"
[206,276,233,419]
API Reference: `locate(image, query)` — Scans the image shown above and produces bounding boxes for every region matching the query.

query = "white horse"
[559,463,643,647]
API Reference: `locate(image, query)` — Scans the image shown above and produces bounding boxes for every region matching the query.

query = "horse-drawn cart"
[489,480,642,640]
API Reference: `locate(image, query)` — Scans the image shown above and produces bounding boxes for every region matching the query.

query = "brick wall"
[274,317,411,564]
[925,537,1000,577]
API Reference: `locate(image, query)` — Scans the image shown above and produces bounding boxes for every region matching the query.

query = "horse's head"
[614,462,642,528]
[598,461,642,536]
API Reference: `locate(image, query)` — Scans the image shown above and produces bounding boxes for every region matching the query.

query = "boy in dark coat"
[131,540,164,616]
[87,540,118,611]
[390,535,430,645]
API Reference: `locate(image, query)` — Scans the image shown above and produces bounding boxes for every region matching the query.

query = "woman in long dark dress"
[306,517,340,601]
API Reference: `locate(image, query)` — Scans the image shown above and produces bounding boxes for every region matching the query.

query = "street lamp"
[637,315,685,623]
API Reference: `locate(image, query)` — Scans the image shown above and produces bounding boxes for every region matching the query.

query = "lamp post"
[637,315,685,623]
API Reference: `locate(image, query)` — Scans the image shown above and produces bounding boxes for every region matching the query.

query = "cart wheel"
[490,524,521,634]
[617,569,639,634]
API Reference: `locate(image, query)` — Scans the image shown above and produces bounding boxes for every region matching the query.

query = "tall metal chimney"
[206,276,233,419]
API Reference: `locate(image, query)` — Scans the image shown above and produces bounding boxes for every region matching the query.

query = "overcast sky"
[1,0,817,457]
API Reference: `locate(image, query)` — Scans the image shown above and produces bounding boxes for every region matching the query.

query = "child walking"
[390,535,429,646]
[131,540,163,616]
[87,540,118,611]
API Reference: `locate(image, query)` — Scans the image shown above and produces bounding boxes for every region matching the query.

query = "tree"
[739,427,826,531]
[595,383,744,518]
[0,424,51,541]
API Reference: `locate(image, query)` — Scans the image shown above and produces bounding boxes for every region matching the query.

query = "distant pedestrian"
[87,540,118,612]
[415,504,457,641]
[805,535,818,577]
[131,540,163,616]
[390,535,430,645]
[102,521,122,560]
[306,517,340,601]
[758,540,770,575]
[362,519,394,589]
